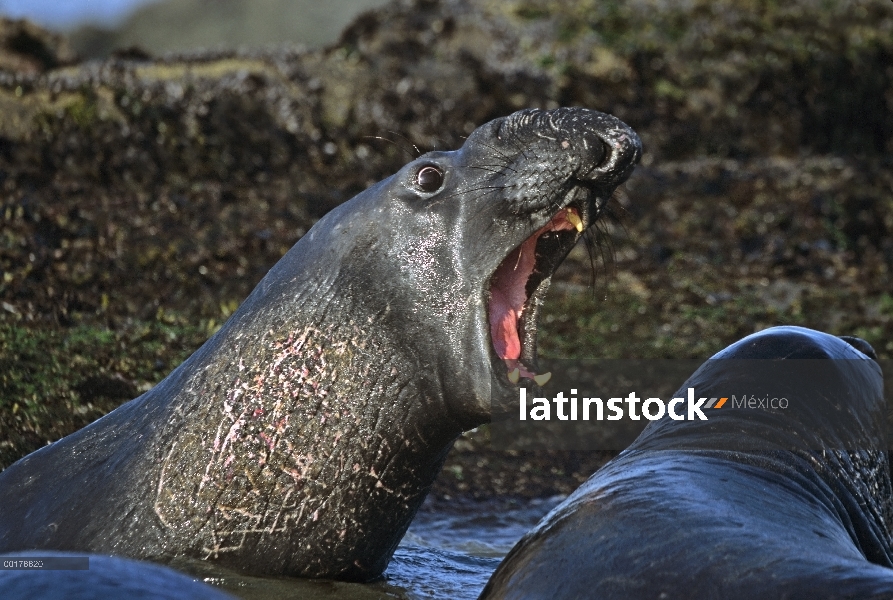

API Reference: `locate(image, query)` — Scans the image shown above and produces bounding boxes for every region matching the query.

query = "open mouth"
[488,202,589,386]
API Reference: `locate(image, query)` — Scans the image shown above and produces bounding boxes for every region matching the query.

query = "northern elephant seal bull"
[0,107,642,581]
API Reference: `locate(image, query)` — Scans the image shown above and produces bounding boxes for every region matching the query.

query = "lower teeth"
[506,367,552,386]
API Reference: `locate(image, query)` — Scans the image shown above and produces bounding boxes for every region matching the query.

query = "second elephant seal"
[0,107,642,581]
[481,326,893,599]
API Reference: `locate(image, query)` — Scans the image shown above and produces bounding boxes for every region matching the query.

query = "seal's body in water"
[481,326,893,599]
[0,552,234,600]
[0,108,641,581]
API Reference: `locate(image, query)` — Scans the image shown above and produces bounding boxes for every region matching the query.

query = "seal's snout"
[838,335,878,360]
[485,107,642,390]
[498,106,642,188]
[573,111,643,189]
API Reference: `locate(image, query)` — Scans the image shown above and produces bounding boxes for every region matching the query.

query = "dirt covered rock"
[0,18,78,75]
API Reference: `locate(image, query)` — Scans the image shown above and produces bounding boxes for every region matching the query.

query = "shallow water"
[189,495,565,599]
[386,496,564,599]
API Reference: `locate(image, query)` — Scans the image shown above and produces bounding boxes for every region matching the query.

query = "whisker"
[580,233,600,297]
[465,164,520,176]
[385,130,422,156]
[506,127,531,163]
[427,135,453,152]
[362,135,418,161]
[586,225,612,300]
[363,135,399,144]
[428,185,506,209]
[464,138,517,167]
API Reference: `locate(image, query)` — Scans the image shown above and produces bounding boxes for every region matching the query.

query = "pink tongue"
[489,209,577,361]
[490,237,538,359]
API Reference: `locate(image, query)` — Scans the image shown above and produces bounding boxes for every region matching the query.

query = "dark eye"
[416,165,444,192]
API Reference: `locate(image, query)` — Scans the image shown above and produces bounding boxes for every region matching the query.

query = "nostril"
[575,139,612,180]
[596,139,611,168]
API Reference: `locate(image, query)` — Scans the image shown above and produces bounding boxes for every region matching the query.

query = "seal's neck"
[148,294,459,579]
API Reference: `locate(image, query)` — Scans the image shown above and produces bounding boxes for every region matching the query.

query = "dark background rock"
[0,18,78,74]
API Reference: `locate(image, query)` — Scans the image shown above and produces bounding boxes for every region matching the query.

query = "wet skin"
[0,107,641,581]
